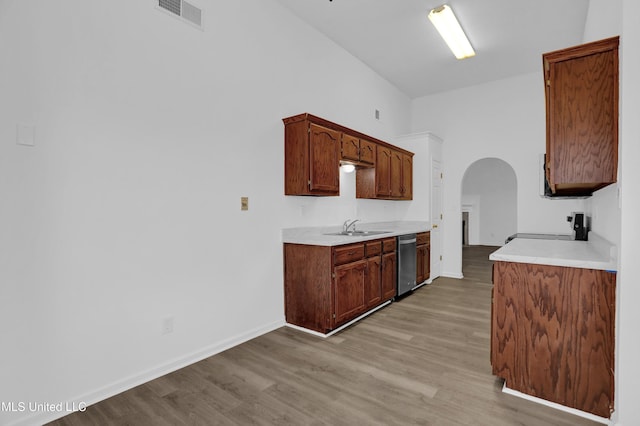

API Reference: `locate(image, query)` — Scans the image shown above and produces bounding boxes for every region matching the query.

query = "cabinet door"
[376,146,391,197]
[401,154,413,200]
[341,134,360,162]
[359,139,376,165]
[390,150,403,198]
[334,259,367,326]
[381,252,397,300]
[364,256,382,309]
[309,123,340,194]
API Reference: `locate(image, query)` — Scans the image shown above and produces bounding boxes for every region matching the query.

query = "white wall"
[582,0,640,424]
[462,158,517,246]
[0,1,414,424]
[411,73,584,277]
[617,1,640,423]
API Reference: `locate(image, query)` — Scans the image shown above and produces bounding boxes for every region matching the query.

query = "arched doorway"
[461,158,517,274]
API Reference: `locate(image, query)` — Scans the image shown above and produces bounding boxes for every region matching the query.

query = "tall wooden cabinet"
[491,261,616,418]
[543,36,619,196]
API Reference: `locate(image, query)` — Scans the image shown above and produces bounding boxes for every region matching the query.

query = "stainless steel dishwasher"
[397,234,417,297]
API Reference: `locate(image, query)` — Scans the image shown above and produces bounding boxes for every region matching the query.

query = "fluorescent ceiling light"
[428,4,475,60]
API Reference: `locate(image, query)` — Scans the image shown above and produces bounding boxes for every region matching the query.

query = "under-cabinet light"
[428,4,475,60]
[341,163,356,173]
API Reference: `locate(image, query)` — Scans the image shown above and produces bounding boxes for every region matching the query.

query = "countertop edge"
[489,232,617,272]
[282,221,430,246]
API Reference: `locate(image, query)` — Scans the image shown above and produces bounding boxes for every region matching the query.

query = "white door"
[430,159,443,280]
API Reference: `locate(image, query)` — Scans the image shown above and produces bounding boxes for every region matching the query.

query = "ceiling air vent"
[158,0,203,29]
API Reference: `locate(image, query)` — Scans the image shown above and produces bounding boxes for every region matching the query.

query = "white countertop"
[282,221,430,246]
[489,232,617,271]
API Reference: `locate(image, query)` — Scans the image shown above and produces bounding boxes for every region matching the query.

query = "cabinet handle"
[432,224,438,229]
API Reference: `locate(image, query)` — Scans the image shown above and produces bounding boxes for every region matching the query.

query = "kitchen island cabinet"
[490,256,616,418]
[543,36,619,196]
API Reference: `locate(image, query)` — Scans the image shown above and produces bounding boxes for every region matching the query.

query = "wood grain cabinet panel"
[543,36,619,196]
[491,261,616,418]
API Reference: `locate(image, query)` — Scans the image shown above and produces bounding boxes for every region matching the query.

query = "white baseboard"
[9,319,284,426]
[286,300,392,338]
[502,383,611,425]
[441,271,464,279]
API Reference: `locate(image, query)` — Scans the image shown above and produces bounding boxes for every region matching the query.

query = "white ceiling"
[272,0,590,98]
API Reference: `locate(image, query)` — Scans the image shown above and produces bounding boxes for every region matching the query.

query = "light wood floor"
[49,246,600,425]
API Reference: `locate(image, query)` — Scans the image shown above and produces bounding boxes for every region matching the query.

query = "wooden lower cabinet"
[334,259,367,325]
[284,237,397,334]
[491,261,616,418]
[381,238,397,300]
[416,232,430,284]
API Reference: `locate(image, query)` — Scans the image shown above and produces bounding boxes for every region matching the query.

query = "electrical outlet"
[162,317,174,335]
[241,197,249,211]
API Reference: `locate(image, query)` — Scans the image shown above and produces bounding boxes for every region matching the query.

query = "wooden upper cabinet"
[309,124,340,194]
[543,36,619,196]
[283,113,413,199]
[341,134,376,166]
[283,115,340,196]
[359,139,376,165]
[341,134,360,162]
[491,261,616,418]
[390,150,403,198]
[375,146,392,197]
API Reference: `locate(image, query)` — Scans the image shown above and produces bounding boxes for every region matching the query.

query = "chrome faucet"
[343,219,360,233]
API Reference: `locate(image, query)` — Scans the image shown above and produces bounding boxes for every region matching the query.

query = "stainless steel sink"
[324,230,391,236]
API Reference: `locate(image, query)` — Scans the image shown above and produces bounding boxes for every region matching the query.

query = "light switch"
[241,197,249,211]
[17,124,36,146]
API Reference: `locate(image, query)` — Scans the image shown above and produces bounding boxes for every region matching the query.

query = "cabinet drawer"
[382,238,396,253]
[334,244,365,265]
[365,241,382,257]
[417,232,430,246]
